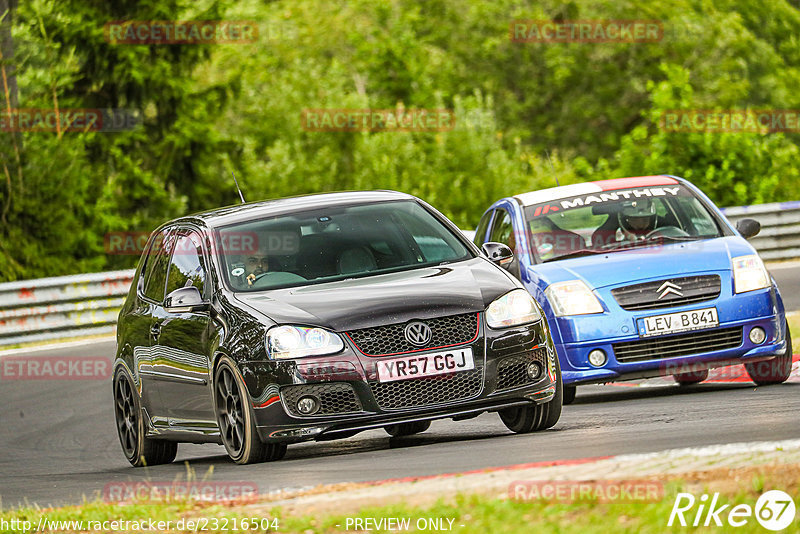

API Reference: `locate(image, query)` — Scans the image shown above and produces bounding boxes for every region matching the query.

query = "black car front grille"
[613,327,743,363]
[611,275,721,311]
[496,348,549,391]
[369,366,483,410]
[347,313,479,356]
[281,382,362,417]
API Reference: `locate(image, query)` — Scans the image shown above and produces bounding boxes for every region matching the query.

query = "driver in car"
[617,198,657,241]
[244,253,271,286]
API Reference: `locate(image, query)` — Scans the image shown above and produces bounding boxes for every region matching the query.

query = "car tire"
[562,385,577,405]
[384,421,431,437]
[214,358,287,464]
[673,369,709,385]
[499,353,563,433]
[746,330,793,386]
[113,369,178,467]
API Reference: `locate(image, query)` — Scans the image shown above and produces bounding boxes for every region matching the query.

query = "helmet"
[618,199,657,236]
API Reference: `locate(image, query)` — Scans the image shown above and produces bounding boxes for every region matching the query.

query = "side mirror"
[164,286,210,313]
[735,218,761,239]
[481,242,514,267]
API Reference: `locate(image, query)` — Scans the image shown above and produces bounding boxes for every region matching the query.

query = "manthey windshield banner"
[527,186,685,217]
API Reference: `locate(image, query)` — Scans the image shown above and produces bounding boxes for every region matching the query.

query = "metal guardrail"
[721,201,800,262]
[0,270,134,347]
[0,202,797,348]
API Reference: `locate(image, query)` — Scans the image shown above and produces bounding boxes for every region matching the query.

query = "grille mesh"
[347,313,479,356]
[496,348,549,390]
[281,382,362,417]
[370,366,483,410]
[613,327,743,363]
[611,275,721,311]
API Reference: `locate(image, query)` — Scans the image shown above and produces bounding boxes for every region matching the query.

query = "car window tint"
[142,229,175,303]
[139,229,165,292]
[523,185,724,261]
[166,231,207,298]
[675,197,721,236]
[215,200,473,291]
[473,210,492,246]
[488,209,516,250]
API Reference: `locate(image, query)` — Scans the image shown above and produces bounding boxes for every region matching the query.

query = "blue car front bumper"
[549,281,787,386]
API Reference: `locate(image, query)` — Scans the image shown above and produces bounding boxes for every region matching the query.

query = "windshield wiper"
[542,249,604,262]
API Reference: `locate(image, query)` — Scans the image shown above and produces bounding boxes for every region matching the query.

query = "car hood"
[530,236,753,290]
[233,257,514,331]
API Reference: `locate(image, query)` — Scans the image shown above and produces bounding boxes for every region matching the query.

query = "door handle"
[150,323,162,338]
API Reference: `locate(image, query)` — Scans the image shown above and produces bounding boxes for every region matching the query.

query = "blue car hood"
[530,236,754,290]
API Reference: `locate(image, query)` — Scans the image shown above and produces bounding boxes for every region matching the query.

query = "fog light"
[588,349,607,367]
[526,362,543,380]
[296,396,319,415]
[749,327,766,345]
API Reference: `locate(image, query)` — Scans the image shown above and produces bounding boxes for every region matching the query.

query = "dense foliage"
[1,0,800,280]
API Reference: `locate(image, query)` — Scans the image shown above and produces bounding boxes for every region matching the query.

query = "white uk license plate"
[376,348,475,382]
[639,307,719,337]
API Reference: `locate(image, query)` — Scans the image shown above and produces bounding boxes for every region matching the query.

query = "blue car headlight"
[545,280,604,317]
[732,255,770,294]
[266,325,344,359]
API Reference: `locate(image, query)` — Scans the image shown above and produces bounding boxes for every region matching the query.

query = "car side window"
[473,211,493,246]
[165,231,207,298]
[488,209,517,251]
[142,229,176,303]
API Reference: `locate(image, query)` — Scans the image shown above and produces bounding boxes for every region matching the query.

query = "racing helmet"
[617,198,657,236]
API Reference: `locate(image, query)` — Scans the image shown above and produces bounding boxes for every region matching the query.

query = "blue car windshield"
[523,185,724,262]
[214,200,472,291]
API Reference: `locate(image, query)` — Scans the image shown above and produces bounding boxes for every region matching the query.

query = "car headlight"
[732,254,770,293]
[266,325,344,359]
[486,289,542,328]
[545,280,604,316]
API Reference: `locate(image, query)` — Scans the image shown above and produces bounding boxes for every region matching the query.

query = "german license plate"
[376,348,474,382]
[639,307,719,337]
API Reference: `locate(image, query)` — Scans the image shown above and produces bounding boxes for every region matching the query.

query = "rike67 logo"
[669,490,796,531]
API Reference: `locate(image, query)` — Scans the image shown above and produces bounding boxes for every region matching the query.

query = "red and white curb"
[610,354,800,388]
[247,439,800,513]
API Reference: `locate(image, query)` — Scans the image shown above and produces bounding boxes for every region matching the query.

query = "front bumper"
[240,317,559,443]
[551,285,788,385]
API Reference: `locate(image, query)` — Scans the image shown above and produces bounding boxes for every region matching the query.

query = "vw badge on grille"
[404,321,432,347]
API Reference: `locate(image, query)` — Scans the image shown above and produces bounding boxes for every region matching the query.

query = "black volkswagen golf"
[113,191,562,465]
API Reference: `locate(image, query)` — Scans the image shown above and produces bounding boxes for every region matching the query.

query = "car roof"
[514,175,680,206]
[171,190,416,228]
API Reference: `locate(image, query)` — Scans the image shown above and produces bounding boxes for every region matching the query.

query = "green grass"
[279,485,797,533]
[786,311,799,342]
[3,473,798,533]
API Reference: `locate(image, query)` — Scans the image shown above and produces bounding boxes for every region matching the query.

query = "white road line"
[767,260,800,270]
[0,336,115,358]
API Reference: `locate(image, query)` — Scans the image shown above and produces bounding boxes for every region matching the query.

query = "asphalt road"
[769,261,800,312]
[1,339,798,508]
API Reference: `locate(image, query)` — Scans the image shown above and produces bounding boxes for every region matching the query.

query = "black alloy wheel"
[214,358,287,464]
[113,369,177,467]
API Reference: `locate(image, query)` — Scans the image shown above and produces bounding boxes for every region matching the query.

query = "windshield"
[523,185,724,263]
[215,200,472,291]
